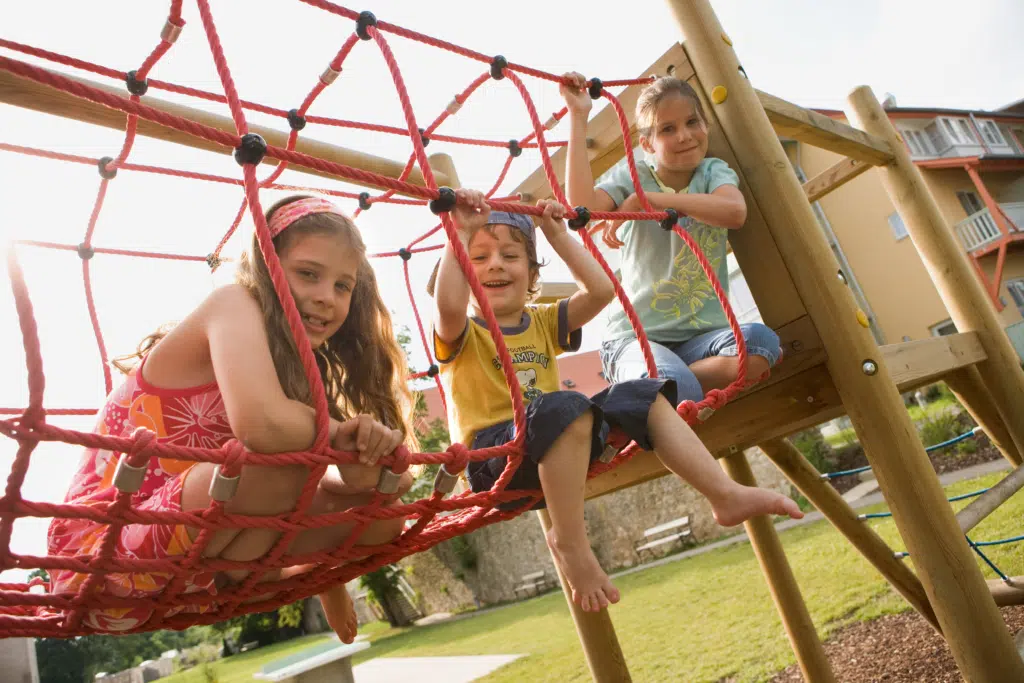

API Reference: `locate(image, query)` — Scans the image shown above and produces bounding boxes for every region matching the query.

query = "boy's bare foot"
[710,484,804,527]
[546,529,620,612]
[319,582,358,643]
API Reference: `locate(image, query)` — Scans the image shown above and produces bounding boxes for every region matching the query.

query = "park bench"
[254,638,370,683]
[634,516,692,559]
[512,569,555,599]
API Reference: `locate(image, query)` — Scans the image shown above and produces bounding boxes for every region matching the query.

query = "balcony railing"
[954,202,1024,251]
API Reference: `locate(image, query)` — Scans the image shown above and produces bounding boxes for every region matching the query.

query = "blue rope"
[966,536,1011,582]
[970,534,1024,548]
[820,428,978,480]
[858,488,990,520]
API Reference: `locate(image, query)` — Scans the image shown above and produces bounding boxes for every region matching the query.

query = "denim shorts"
[600,323,781,405]
[468,379,676,511]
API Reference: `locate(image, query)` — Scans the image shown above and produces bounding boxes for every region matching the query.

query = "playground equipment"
[1,0,1023,681]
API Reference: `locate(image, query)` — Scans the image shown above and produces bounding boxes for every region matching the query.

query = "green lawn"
[166,471,1023,683]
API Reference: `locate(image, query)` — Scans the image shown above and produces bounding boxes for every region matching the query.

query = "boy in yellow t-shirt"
[431,190,802,614]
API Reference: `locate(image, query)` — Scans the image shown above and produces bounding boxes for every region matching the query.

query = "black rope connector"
[206,253,222,270]
[418,127,430,147]
[427,364,440,378]
[287,108,306,131]
[588,77,603,100]
[490,55,508,80]
[398,247,412,261]
[233,133,267,166]
[358,192,372,211]
[356,11,377,40]
[508,139,522,158]
[97,156,118,180]
[77,243,95,260]
[567,206,591,231]
[429,187,457,215]
[125,70,149,97]
[660,208,679,231]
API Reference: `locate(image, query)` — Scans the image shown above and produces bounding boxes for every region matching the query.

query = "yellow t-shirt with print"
[434,300,581,446]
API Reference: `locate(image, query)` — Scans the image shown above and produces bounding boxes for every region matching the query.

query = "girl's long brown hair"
[114,195,417,445]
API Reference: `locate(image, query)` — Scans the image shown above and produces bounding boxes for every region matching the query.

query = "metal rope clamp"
[376,467,404,495]
[113,458,148,493]
[433,464,461,495]
[209,465,241,502]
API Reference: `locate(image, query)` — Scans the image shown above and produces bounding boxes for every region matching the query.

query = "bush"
[918,410,962,448]
[790,429,837,474]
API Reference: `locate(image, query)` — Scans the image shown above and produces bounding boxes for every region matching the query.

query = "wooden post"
[666,2,1024,679]
[719,451,836,682]
[536,510,632,683]
[758,438,940,632]
[944,367,1023,467]
[846,87,1024,460]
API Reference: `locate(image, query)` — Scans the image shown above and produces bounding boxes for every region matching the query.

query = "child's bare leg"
[538,411,619,613]
[646,395,802,526]
[688,354,770,393]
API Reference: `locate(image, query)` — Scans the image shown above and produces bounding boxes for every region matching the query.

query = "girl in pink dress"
[47,195,416,640]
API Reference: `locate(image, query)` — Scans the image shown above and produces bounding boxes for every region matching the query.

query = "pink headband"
[268,197,340,238]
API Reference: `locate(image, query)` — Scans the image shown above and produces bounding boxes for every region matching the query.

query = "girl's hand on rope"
[536,199,568,243]
[451,188,490,238]
[333,414,404,466]
[602,193,646,249]
[559,71,592,118]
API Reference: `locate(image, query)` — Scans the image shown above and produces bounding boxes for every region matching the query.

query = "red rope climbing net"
[0,1,760,637]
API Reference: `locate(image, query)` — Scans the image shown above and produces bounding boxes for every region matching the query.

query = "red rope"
[0,1,760,637]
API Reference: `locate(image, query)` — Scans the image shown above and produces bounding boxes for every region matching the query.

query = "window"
[910,130,932,156]
[1008,279,1024,316]
[930,319,958,337]
[888,212,908,240]
[957,119,976,144]
[977,120,1005,146]
[925,121,948,152]
[942,119,961,144]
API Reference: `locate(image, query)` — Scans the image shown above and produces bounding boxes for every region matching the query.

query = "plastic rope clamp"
[125,70,149,97]
[208,465,241,502]
[398,248,412,261]
[161,20,183,44]
[429,187,457,214]
[97,156,118,180]
[233,133,267,166]
[490,55,508,80]
[598,443,620,464]
[320,66,341,85]
[113,457,147,493]
[697,406,715,422]
[446,97,463,114]
[355,11,377,40]
[376,468,403,495]
[287,109,306,131]
[358,192,372,211]
[433,464,460,495]
[660,208,679,231]
[508,139,522,158]
[567,206,590,231]
[426,364,439,378]
[588,77,603,99]
[77,243,95,260]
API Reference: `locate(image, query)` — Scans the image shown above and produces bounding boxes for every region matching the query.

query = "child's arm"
[618,186,747,230]
[560,72,618,213]
[433,188,491,343]
[536,199,615,332]
[202,286,400,459]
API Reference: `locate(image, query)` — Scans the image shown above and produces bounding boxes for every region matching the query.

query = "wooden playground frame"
[3,0,1024,680]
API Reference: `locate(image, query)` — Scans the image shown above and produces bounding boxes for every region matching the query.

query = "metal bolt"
[806,396,814,403]
[837,270,848,285]
[862,360,878,376]
[791,340,804,352]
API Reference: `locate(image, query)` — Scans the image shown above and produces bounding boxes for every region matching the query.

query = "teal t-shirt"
[597,156,739,343]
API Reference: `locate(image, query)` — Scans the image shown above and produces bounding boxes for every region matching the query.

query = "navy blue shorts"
[467,378,676,511]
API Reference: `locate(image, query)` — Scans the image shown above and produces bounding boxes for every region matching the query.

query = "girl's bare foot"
[710,484,804,527]
[546,529,620,612]
[319,582,358,643]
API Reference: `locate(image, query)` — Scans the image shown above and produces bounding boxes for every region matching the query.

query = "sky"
[1,0,1022,574]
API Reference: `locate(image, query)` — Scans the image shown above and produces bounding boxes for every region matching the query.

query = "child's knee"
[564,410,594,439]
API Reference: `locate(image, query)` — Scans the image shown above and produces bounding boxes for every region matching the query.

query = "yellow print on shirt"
[492,348,551,369]
[649,223,725,327]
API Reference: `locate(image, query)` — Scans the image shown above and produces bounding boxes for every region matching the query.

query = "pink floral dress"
[46,357,234,631]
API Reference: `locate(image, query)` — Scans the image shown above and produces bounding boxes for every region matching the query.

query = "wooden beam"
[881,332,986,391]
[756,90,894,166]
[989,577,1024,607]
[848,86,1024,462]
[719,450,836,682]
[536,281,580,304]
[802,157,870,203]
[0,66,447,194]
[511,44,695,203]
[957,465,1024,533]
[758,438,940,633]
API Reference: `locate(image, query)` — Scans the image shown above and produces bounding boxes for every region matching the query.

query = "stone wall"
[402,448,793,607]
[0,638,38,683]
